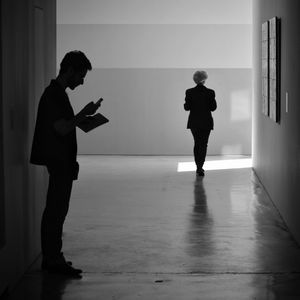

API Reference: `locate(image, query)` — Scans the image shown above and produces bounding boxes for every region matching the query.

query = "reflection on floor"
[6,156,300,299]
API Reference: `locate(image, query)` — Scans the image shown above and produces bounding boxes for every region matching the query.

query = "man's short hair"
[59,50,92,75]
[193,70,208,85]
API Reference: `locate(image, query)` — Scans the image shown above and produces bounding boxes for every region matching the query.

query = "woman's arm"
[210,91,217,111]
[184,90,191,111]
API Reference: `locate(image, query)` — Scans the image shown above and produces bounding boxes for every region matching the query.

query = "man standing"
[31,50,100,276]
[184,70,217,176]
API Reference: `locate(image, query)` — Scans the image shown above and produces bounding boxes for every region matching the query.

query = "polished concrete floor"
[7,156,300,299]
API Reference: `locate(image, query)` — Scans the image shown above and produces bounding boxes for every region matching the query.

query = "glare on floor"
[177,158,252,172]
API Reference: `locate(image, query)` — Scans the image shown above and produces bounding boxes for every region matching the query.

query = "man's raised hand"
[81,101,100,116]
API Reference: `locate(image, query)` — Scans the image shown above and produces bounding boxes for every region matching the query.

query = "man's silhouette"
[184,70,217,176]
[31,50,100,276]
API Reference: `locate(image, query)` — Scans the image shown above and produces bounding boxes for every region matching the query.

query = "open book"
[77,113,109,133]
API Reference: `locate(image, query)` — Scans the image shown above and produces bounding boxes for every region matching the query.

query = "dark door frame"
[0,0,5,250]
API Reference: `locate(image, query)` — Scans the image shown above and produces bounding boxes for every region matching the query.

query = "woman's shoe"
[196,168,205,176]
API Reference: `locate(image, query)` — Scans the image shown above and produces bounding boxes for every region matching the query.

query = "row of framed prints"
[262,17,280,123]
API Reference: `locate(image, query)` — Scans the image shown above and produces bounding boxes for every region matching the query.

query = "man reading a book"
[30,50,100,276]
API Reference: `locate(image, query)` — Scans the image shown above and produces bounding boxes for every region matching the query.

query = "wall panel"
[253,0,300,243]
[0,0,56,293]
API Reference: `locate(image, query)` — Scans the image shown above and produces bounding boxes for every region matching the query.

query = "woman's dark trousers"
[190,128,211,171]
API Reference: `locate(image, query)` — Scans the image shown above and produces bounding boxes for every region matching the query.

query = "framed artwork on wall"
[261,17,280,123]
[269,17,280,122]
[261,21,269,116]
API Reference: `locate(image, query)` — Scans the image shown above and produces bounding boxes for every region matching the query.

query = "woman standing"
[184,71,217,176]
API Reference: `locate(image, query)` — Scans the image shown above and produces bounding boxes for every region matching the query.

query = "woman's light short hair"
[193,70,208,85]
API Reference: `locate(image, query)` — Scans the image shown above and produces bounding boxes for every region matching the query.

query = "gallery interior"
[1,0,300,298]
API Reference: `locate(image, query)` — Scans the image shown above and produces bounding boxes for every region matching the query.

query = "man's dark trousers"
[191,128,211,170]
[41,165,74,260]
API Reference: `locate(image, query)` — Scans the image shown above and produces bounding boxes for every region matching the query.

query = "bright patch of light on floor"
[177,158,252,172]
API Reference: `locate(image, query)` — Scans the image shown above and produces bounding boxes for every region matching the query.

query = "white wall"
[58,25,251,68]
[57,0,252,155]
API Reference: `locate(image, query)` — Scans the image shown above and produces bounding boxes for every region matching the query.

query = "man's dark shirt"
[184,84,217,129]
[30,80,77,169]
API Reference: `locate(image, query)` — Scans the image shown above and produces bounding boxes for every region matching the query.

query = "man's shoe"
[46,262,83,276]
[42,260,73,270]
[42,255,82,275]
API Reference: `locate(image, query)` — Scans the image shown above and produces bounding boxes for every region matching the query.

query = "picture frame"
[261,21,269,116]
[261,17,280,123]
[269,17,280,122]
